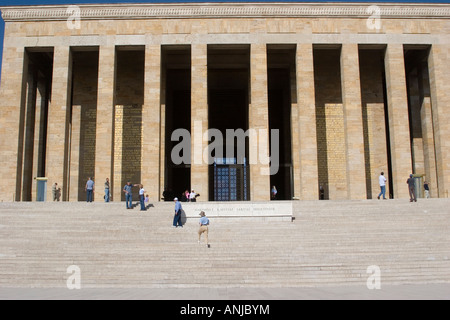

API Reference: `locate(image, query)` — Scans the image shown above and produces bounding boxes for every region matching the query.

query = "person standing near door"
[52,182,59,202]
[319,185,325,200]
[190,189,199,202]
[85,177,95,203]
[271,186,277,200]
[407,174,417,203]
[104,178,110,203]
[424,181,431,199]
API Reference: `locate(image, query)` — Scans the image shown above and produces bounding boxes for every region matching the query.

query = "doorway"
[208,45,250,201]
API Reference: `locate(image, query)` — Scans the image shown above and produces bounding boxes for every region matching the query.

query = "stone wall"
[114,50,145,201]
[314,48,346,200]
[69,50,98,201]
[359,49,390,199]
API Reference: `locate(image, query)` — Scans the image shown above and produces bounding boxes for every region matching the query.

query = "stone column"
[21,65,38,201]
[191,44,208,201]
[296,44,319,200]
[95,46,115,201]
[341,44,366,199]
[249,44,270,201]
[0,47,26,201]
[428,44,450,198]
[69,104,81,201]
[142,44,161,202]
[160,69,167,200]
[419,62,437,197]
[384,44,413,199]
[407,69,425,177]
[290,63,300,200]
[32,78,47,201]
[113,105,123,203]
[46,46,72,201]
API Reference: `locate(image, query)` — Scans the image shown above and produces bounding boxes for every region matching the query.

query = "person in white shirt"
[377,172,387,200]
[190,190,198,202]
[139,184,146,211]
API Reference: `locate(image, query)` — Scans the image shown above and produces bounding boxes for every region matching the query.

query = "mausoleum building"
[0,2,449,202]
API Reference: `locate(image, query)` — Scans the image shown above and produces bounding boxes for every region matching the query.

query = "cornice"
[1,3,450,22]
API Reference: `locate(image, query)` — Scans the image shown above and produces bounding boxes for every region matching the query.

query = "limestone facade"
[0,3,449,202]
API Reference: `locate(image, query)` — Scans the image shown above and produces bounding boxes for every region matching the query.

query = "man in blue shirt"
[198,211,210,248]
[123,181,138,209]
[85,177,95,202]
[173,197,183,228]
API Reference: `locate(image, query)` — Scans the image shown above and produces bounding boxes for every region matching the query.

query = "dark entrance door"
[211,159,249,201]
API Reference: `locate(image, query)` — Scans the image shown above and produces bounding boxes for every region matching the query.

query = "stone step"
[0,199,449,288]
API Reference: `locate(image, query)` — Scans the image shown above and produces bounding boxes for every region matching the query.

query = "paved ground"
[1,284,449,300]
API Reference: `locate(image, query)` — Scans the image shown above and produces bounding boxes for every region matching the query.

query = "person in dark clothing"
[163,188,174,201]
[319,185,325,200]
[407,174,417,202]
[424,181,430,199]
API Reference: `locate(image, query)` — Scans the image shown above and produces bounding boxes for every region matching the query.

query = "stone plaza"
[0,2,449,203]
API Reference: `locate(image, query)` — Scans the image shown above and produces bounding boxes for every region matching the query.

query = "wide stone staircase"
[0,199,449,288]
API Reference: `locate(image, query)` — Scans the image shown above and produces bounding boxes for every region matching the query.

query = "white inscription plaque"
[182,202,293,222]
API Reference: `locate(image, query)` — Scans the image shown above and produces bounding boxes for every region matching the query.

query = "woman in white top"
[139,185,146,211]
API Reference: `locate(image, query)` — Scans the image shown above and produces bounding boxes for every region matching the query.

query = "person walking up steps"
[173,197,183,228]
[198,211,210,248]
